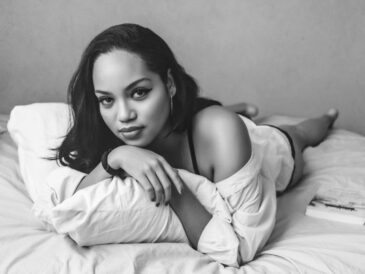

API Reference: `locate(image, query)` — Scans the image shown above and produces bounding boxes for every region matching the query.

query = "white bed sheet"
[1,114,365,274]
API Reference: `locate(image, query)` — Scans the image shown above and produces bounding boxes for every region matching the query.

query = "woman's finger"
[154,164,172,204]
[136,175,156,202]
[145,168,164,206]
[159,158,184,194]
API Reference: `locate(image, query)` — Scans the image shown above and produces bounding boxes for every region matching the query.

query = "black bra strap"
[187,123,200,175]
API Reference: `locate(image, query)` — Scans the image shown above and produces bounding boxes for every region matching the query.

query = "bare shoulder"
[193,106,252,182]
[194,106,247,137]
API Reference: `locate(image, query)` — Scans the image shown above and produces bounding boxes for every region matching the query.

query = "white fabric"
[7,103,71,201]
[34,174,188,245]
[241,117,295,193]
[2,113,365,273]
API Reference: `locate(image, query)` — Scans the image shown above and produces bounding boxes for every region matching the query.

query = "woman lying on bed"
[54,23,338,266]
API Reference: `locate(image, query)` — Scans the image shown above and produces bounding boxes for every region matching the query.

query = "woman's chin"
[118,136,151,147]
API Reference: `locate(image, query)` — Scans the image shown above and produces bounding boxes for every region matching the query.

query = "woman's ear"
[167,69,176,97]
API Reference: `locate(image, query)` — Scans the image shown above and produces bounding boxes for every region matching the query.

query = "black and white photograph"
[0,1,364,273]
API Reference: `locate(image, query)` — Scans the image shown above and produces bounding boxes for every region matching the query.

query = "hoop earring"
[170,95,174,116]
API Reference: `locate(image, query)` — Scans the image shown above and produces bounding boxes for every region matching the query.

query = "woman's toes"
[246,105,259,118]
[327,108,339,117]
[326,108,339,128]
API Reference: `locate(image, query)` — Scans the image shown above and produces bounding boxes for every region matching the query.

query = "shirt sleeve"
[215,150,277,263]
[179,151,276,266]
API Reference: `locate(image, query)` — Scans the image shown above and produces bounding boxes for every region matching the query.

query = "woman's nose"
[117,101,136,122]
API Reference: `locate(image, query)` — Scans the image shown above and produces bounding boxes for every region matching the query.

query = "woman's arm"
[169,106,252,248]
[75,162,113,191]
[76,146,184,205]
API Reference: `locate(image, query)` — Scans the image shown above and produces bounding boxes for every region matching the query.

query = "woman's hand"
[108,146,184,206]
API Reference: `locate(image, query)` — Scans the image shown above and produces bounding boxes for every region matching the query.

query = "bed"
[0,107,365,274]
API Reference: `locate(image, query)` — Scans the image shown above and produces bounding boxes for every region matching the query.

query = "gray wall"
[1,0,365,134]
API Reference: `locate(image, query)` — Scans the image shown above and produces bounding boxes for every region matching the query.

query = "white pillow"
[33,174,189,245]
[7,103,72,201]
[7,103,190,244]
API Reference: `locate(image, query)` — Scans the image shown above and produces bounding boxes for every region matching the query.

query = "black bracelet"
[101,148,122,176]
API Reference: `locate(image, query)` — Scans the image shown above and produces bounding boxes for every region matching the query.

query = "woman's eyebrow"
[95,90,111,95]
[125,78,150,90]
[94,78,151,94]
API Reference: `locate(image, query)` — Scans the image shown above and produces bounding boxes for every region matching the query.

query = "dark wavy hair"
[56,23,200,173]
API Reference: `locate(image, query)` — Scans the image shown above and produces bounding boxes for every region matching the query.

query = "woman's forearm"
[76,148,121,191]
[169,185,212,249]
[75,162,112,192]
[75,150,121,192]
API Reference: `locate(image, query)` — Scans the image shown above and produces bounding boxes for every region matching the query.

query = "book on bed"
[305,180,365,225]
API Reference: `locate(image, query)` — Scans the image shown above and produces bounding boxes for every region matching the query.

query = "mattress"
[0,114,364,274]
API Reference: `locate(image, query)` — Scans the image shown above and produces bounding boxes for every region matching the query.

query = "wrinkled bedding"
[1,114,365,274]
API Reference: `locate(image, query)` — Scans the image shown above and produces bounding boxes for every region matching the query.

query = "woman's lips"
[118,126,144,139]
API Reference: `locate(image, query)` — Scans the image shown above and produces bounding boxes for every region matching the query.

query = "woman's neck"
[147,130,187,168]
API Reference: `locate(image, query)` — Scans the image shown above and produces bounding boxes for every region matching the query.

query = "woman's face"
[92,49,174,147]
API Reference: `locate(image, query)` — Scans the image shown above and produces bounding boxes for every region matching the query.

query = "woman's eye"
[98,97,114,106]
[132,88,151,99]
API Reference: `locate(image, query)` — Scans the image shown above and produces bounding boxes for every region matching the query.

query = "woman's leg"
[278,109,339,188]
[225,102,259,119]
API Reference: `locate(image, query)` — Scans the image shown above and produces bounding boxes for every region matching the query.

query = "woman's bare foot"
[295,108,339,147]
[325,108,339,129]
[226,102,259,118]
